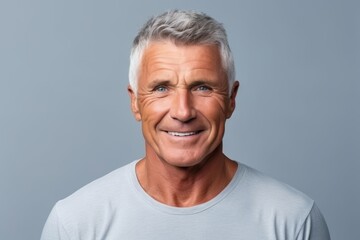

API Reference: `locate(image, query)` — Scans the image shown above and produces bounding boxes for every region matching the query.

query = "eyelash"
[153,85,168,92]
[152,85,212,93]
[195,85,212,91]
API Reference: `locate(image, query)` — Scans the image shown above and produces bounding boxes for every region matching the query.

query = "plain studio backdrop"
[0,0,358,239]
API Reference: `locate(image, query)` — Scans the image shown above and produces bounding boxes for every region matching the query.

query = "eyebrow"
[188,80,210,86]
[188,79,218,89]
[147,79,172,89]
[146,78,216,89]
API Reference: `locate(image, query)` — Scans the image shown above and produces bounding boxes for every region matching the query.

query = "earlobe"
[226,81,240,119]
[127,85,142,121]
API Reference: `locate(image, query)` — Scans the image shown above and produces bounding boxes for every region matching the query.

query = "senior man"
[41,10,330,240]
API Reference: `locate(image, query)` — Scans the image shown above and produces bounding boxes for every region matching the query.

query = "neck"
[135,144,238,207]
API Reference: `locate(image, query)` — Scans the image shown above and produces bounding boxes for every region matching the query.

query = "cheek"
[195,97,229,118]
[140,98,170,123]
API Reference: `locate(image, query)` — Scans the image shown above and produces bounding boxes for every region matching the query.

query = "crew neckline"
[129,160,246,215]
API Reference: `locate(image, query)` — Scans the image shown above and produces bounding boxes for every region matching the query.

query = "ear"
[127,85,142,121]
[226,81,240,119]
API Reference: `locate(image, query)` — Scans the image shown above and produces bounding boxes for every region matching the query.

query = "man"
[41,10,330,239]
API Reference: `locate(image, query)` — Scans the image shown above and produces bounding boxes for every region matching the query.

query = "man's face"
[129,41,238,167]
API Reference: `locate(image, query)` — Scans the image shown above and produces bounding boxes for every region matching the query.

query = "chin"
[160,152,209,168]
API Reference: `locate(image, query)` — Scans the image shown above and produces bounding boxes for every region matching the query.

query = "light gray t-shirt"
[41,161,330,240]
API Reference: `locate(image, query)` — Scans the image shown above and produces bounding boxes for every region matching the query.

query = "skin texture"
[128,41,239,207]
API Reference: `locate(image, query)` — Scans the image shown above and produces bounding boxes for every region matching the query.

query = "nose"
[169,89,196,122]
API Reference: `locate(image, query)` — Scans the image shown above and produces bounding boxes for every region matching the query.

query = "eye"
[195,85,212,91]
[153,85,168,92]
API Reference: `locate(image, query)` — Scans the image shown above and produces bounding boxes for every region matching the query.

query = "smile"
[166,131,200,137]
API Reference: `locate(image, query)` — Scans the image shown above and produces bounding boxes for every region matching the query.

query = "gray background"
[1,0,358,239]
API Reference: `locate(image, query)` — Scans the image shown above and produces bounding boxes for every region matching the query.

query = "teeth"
[167,131,198,137]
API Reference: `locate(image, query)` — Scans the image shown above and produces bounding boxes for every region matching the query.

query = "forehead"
[140,41,224,79]
[143,40,221,60]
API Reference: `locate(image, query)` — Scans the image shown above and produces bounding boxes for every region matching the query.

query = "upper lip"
[161,129,204,134]
[161,128,204,133]
[165,130,199,133]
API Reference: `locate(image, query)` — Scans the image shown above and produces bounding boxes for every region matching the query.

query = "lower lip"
[161,131,204,145]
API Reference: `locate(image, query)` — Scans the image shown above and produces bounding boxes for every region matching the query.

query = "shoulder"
[65,161,133,199]
[238,163,314,222]
[230,163,326,239]
[54,160,137,222]
[241,164,313,204]
[41,161,138,239]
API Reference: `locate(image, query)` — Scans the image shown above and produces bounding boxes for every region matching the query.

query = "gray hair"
[129,10,235,95]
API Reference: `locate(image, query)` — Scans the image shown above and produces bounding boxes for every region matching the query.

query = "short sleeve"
[40,203,70,240]
[296,203,331,240]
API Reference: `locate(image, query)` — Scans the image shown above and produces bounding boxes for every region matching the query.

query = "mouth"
[166,131,201,137]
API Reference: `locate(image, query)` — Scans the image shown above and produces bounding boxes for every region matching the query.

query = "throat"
[135,157,238,207]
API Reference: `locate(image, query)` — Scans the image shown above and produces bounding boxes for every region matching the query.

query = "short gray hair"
[129,10,235,94]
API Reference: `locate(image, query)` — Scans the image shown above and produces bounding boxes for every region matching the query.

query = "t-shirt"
[41,160,330,239]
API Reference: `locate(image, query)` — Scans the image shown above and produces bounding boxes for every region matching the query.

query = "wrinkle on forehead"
[138,42,228,91]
